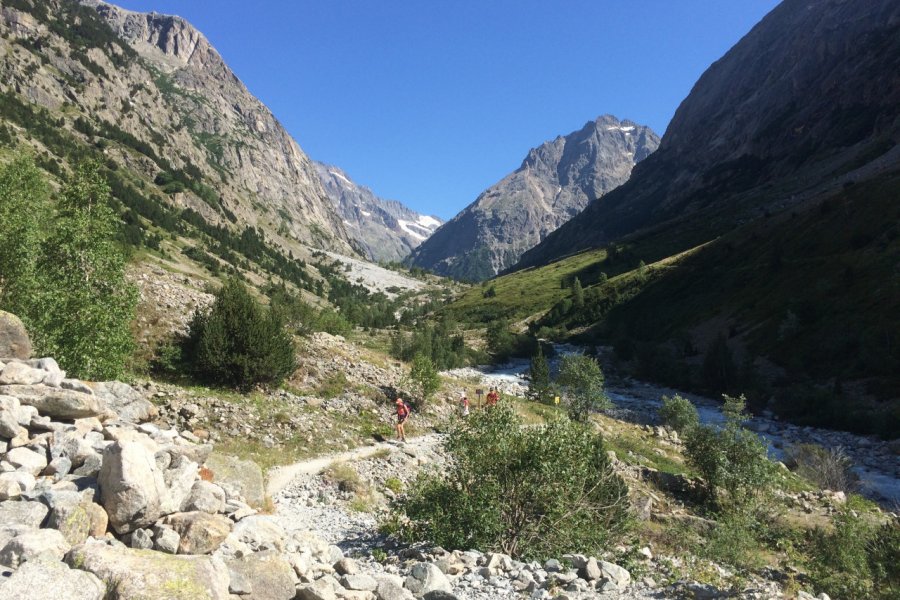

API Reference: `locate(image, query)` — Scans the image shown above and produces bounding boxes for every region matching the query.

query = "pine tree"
[571,277,585,310]
[185,278,295,389]
[32,160,137,380]
[528,344,552,404]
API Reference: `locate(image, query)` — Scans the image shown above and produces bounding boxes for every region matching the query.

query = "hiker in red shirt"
[395,397,410,442]
[486,387,499,407]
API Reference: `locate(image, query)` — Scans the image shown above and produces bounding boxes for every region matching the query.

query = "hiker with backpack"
[395,397,410,442]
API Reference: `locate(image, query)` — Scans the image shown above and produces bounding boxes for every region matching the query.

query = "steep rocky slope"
[0,0,355,255]
[407,115,659,281]
[518,0,900,267]
[314,162,441,262]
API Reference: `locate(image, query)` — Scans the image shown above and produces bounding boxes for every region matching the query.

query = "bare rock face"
[519,0,900,267]
[98,434,169,534]
[407,115,659,280]
[0,311,32,359]
[0,1,356,262]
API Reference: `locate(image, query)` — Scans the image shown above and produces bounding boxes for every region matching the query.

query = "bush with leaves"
[658,394,700,434]
[5,159,138,380]
[809,511,900,600]
[184,278,295,389]
[557,353,608,422]
[683,394,773,507]
[409,353,440,403]
[400,404,630,559]
[0,153,47,316]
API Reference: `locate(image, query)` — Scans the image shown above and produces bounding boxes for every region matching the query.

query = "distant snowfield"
[417,214,441,229]
[324,251,425,297]
[397,219,428,241]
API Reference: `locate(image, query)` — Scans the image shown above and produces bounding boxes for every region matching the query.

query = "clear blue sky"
[112,1,780,219]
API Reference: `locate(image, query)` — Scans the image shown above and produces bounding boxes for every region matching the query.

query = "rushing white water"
[447,348,900,506]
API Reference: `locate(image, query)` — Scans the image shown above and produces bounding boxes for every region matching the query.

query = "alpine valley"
[0,1,897,600]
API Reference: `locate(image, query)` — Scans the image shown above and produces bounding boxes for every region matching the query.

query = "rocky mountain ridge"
[407,115,659,281]
[518,0,900,268]
[314,162,442,263]
[0,0,356,259]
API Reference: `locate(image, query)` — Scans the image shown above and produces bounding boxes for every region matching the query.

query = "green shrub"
[659,394,700,434]
[409,353,440,403]
[784,443,858,493]
[808,510,881,599]
[184,278,295,390]
[557,354,608,422]
[399,404,629,559]
[683,394,773,507]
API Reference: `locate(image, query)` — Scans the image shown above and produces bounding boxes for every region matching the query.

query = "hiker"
[460,392,470,417]
[486,387,499,407]
[395,397,410,442]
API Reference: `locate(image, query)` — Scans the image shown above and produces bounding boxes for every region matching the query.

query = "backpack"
[398,402,411,418]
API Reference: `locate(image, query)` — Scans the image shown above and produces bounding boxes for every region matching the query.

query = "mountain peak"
[407,117,660,281]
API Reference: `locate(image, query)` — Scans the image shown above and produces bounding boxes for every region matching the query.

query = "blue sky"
[112,1,780,219]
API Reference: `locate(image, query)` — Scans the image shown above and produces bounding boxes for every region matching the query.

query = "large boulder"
[159,456,199,515]
[405,562,453,597]
[204,453,265,507]
[26,389,106,420]
[0,311,32,359]
[0,361,46,385]
[161,511,233,555]
[91,381,157,424]
[598,560,631,591]
[375,575,416,600]
[225,550,296,600]
[42,490,107,545]
[98,435,168,534]
[226,515,286,553]
[0,527,70,567]
[183,480,226,514]
[0,499,49,527]
[0,555,104,600]
[6,446,48,475]
[66,540,232,599]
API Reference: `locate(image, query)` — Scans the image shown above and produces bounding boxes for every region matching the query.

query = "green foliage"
[527,344,553,404]
[0,156,137,379]
[31,161,137,379]
[389,318,470,370]
[683,394,773,507]
[268,285,351,337]
[784,443,858,493]
[658,394,700,434]
[184,278,295,390]
[809,511,900,600]
[486,318,515,361]
[557,354,608,422]
[409,353,440,403]
[571,276,584,309]
[399,404,630,559]
[0,154,48,316]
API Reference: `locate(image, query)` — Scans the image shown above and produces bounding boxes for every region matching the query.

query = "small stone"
[151,524,180,554]
[129,527,154,549]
